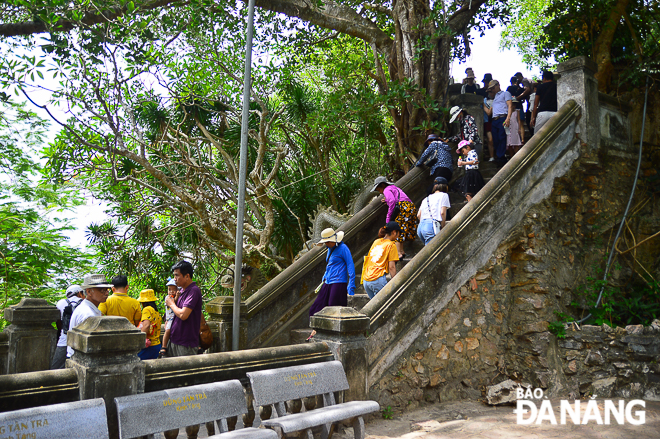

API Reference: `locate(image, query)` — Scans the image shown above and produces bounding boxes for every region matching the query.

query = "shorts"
[484,121,492,133]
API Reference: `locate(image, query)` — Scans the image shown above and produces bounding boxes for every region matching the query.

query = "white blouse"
[419,192,451,221]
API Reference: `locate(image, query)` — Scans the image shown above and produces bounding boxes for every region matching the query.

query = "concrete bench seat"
[258,400,380,433]
[0,398,108,439]
[247,360,380,439]
[115,380,276,439]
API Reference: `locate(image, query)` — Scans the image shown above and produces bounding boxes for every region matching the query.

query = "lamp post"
[232,0,257,351]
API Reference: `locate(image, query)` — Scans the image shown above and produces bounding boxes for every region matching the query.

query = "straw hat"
[138,289,158,302]
[81,274,113,290]
[316,228,345,246]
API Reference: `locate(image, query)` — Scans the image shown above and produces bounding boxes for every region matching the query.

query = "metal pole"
[232,0,256,351]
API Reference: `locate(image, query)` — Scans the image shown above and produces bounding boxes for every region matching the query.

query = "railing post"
[67,316,145,439]
[206,296,247,352]
[3,298,60,374]
[557,56,600,152]
[310,306,370,402]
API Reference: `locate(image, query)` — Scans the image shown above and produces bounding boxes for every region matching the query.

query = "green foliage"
[0,100,93,329]
[500,0,554,67]
[382,405,394,420]
[548,311,570,338]
[552,267,660,332]
[501,0,660,84]
[574,276,660,328]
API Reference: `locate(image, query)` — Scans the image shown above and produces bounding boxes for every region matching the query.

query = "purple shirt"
[170,281,202,348]
[384,185,412,222]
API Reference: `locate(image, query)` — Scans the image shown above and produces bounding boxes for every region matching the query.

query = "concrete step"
[449,191,466,204]
[290,328,313,344]
[449,201,467,217]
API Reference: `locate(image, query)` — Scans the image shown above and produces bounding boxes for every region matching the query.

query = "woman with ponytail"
[362,221,401,299]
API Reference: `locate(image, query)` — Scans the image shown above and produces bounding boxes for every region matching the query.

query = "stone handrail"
[143,342,334,392]
[362,100,582,384]
[245,165,433,348]
[0,368,79,413]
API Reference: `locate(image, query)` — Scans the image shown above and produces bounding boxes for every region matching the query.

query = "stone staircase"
[289,158,503,344]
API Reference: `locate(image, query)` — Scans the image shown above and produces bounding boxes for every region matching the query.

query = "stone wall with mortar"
[369,98,660,413]
[557,322,660,400]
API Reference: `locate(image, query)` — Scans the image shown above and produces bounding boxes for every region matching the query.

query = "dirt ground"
[166,398,660,438]
[334,398,660,439]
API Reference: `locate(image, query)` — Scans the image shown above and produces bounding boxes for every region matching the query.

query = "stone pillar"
[557,56,600,152]
[67,316,145,439]
[310,307,370,402]
[206,296,247,352]
[3,298,60,374]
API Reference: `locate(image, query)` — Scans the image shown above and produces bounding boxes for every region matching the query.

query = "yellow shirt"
[98,292,142,325]
[363,238,398,282]
[141,306,162,346]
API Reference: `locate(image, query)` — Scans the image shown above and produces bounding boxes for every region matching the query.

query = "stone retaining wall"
[558,323,660,400]
[370,140,660,411]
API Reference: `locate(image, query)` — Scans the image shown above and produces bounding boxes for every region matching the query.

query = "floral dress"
[384,185,419,242]
[449,114,482,145]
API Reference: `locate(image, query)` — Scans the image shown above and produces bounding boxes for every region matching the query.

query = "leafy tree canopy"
[502,0,660,91]
[0,99,93,328]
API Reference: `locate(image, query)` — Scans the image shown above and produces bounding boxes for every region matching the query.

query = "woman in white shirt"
[417,182,451,245]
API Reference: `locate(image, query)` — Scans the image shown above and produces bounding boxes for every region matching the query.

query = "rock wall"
[558,322,660,400]
[369,101,660,413]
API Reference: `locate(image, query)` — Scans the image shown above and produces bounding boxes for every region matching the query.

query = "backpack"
[62,298,82,334]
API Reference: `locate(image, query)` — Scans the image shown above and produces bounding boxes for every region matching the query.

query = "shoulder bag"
[199,314,214,351]
[390,188,402,219]
[427,196,442,235]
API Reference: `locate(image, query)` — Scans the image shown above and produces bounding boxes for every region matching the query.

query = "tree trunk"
[593,0,631,92]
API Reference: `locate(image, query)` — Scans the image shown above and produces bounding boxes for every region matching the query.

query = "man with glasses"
[66,274,111,359]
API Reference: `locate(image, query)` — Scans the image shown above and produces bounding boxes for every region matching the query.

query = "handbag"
[199,314,213,350]
[427,197,442,234]
[390,189,402,219]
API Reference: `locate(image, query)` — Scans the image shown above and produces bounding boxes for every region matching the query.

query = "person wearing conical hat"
[306,228,356,341]
[137,289,162,360]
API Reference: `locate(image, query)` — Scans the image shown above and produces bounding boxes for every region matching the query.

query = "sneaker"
[488,157,495,162]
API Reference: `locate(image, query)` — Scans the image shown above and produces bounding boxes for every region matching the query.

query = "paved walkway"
[334,399,660,439]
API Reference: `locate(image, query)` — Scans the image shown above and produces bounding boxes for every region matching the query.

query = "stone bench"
[0,398,108,439]
[247,360,379,439]
[114,380,277,439]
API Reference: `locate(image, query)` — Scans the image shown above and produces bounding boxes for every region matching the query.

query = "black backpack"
[62,298,82,334]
